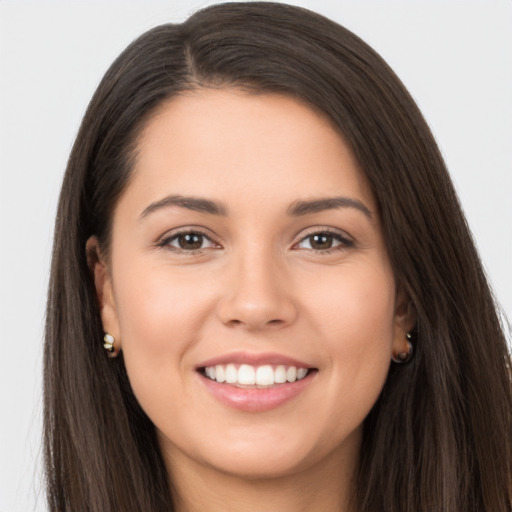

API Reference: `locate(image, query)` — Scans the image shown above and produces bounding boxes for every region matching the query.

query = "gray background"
[1,1,511,510]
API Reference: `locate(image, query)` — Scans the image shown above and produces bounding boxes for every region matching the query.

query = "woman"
[44,2,512,511]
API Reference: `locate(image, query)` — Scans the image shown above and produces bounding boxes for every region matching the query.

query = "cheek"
[303,261,396,420]
[309,260,396,352]
[111,260,214,415]
[114,258,216,345]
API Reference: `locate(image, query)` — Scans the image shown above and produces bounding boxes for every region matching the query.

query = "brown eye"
[296,231,353,252]
[163,231,217,252]
[309,233,335,250]
[177,233,204,250]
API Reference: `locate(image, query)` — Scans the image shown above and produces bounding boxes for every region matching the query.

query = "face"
[91,89,411,481]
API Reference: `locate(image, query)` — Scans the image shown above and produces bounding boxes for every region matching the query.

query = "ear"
[392,287,417,356]
[86,236,121,353]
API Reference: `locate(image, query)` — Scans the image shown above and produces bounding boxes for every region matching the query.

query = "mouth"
[199,363,314,389]
[196,354,318,412]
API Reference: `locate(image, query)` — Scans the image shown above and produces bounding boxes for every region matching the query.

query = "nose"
[216,249,298,331]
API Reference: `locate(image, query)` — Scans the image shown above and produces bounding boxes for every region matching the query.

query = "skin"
[88,89,413,512]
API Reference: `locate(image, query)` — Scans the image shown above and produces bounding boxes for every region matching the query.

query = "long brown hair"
[44,3,512,511]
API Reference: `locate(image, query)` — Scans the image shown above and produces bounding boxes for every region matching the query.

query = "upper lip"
[195,351,314,369]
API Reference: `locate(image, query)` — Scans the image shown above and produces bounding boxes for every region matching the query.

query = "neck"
[164,434,360,512]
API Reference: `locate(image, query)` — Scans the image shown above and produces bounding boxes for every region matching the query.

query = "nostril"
[226,318,285,328]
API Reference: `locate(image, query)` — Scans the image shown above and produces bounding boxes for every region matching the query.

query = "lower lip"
[199,371,316,412]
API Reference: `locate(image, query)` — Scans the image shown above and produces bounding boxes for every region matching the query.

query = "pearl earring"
[103,333,118,357]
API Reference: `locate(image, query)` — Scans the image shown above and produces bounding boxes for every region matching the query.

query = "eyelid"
[156,226,222,251]
[292,226,355,251]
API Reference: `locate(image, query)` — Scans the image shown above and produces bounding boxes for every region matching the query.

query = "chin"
[159,422,361,483]
[214,449,313,480]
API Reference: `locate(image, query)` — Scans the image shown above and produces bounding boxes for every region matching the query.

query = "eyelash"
[292,228,355,254]
[157,229,219,253]
[157,227,355,254]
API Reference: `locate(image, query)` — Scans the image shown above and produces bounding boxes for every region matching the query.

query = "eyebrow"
[287,196,373,218]
[139,194,228,220]
[139,194,373,221]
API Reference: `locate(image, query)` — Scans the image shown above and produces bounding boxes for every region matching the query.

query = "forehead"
[122,88,375,216]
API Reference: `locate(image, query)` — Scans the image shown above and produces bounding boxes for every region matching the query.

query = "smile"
[202,363,310,388]
[196,353,317,412]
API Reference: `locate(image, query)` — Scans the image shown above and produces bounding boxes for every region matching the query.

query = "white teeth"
[274,365,287,384]
[297,368,308,380]
[203,363,310,386]
[286,366,297,382]
[238,364,256,385]
[256,365,274,386]
[215,365,226,383]
[225,364,238,383]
